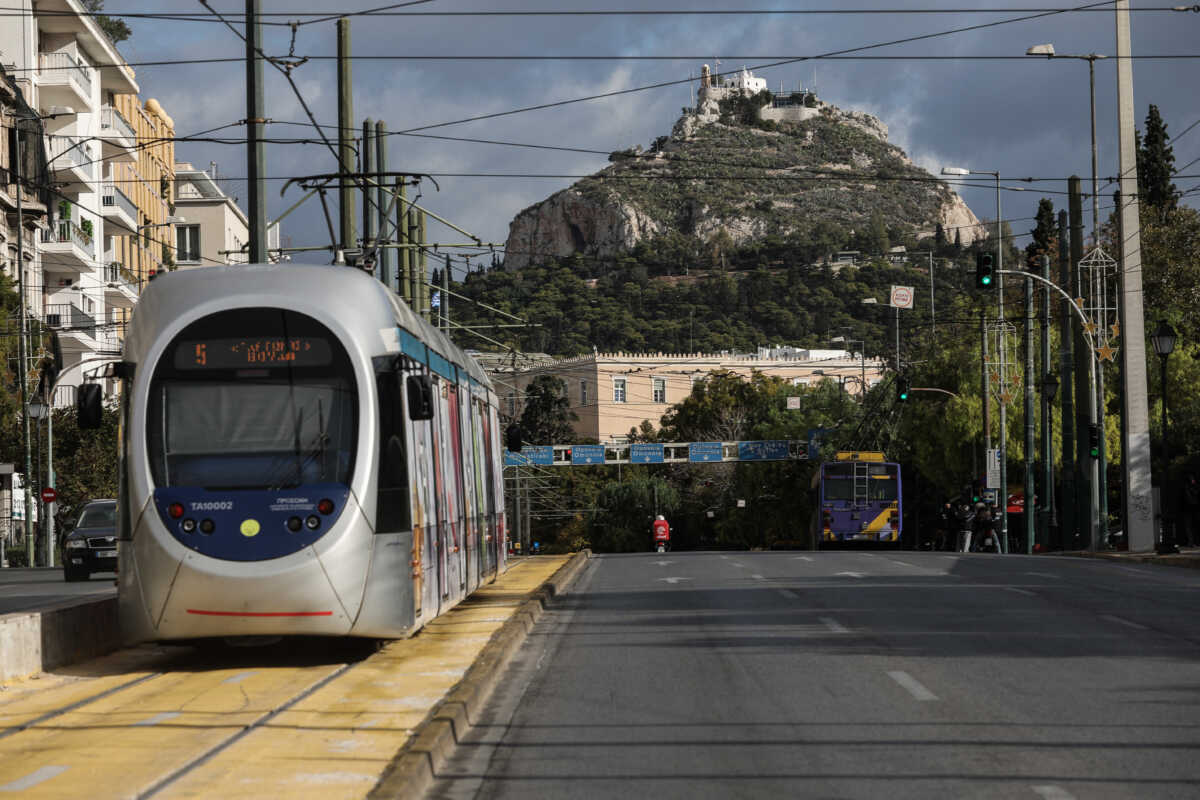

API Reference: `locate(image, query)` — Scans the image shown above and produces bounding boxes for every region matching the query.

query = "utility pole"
[375,120,391,290]
[443,254,452,332]
[245,0,267,263]
[361,118,376,271]
[1069,177,1098,549]
[1024,273,1035,553]
[1115,0,1155,553]
[336,17,356,257]
[397,179,410,301]
[1114,190,1128,541]
[15,127,33,565]
[418,210,428,320]
[981,310,990,465]
[1057,210,1077,550]
[1040,253,1055,549]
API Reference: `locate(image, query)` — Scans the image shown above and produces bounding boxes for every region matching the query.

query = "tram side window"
[375,371,411,533]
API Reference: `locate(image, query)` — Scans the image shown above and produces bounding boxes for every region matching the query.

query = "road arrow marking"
[652,560,675,566]
[819,617,849,634]
[888,670,938,701]
[657,577,692,585]
[777,589,799,600]
[793,556,813,561]
[836,572,865,578]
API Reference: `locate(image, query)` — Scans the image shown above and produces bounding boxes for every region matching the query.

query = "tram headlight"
[181,518,197,534]
[317,498,335,515]
[199,519,215,535]
[305,515,321,530]
[287,516,303,532]
[168,502,185,519]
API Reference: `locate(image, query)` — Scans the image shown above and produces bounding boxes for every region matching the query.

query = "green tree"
[586,476,680,552]
[1025,198,1058,265]
[82,0,132,44]
[1137,104,1177,215]
[518,375,578,445]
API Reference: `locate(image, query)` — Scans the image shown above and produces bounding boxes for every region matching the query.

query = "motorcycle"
[656,542,666,553]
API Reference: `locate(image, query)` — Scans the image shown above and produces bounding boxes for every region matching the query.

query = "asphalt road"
[428,551,1200,800]
[0,567,115,614]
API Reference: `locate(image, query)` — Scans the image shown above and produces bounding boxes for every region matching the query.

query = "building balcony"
[36,51,94,111]
[103,262,140,308]
[44,302,99,352]
[100,182,137,234]
[99,105,137,162]
[46,135,94,191]
[39,219,94,274]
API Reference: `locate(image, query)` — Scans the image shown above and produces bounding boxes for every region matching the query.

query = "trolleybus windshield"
[147,308,357,491]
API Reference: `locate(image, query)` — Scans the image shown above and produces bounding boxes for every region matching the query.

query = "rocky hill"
[504,91,983,271]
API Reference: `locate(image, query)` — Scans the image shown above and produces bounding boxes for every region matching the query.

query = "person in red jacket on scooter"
[652,515,671,552]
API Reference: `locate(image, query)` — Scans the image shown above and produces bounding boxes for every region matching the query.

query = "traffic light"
[975,252,995,288]
[971,479,982,504]
[896,375,910,402]
[1088,423,1101,458]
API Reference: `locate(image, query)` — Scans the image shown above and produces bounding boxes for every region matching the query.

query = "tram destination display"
[175,336,334,369]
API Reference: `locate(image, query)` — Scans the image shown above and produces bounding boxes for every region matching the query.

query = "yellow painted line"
[158,555,573,800]
[0,662,343,799]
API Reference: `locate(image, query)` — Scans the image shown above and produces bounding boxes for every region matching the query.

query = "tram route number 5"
[890,285,914,309]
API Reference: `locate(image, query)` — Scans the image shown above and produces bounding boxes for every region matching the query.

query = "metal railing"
[47,135,92,171]
[100,105,137,142]
[40,219,94,258]
[44,302,95,332]
[102,182,137,220]
[39,51,93,97]
[104,262,139,289]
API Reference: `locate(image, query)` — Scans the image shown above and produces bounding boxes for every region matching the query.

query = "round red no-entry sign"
[41,487,57,503]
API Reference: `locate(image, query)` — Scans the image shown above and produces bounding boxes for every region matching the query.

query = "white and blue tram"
[92,264,507,642]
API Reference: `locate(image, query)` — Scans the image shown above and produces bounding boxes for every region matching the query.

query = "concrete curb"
[1059,550,1200,570]
[0,596,119,683]
[368,550,592,799]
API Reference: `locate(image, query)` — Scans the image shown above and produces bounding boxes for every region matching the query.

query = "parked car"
[62,499,117,581]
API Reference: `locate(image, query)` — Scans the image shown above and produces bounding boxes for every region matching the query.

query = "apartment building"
[174,162,279,267]
[501,348,886,443]
[0,0,170,406]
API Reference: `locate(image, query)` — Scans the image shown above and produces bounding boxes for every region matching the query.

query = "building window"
[177,224,201,262]
[613,377,626,403]
[580,379,588,406]
[652,377,666,404]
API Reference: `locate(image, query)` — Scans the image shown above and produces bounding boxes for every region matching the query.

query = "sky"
[111,1,1200,276]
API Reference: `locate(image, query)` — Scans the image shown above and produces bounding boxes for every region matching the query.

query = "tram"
[83,263,506,642]
[812,451,902,545]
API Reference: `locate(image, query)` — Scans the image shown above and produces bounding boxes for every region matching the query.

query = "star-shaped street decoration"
[1097,342,1118,362]
[990,371,1001,384]
[1084,319,1097,334]
[999,391,1014,405]
[1110,322,1121,338]
[1075,297,1086,310]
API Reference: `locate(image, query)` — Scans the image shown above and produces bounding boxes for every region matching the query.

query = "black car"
[62,499,118,581]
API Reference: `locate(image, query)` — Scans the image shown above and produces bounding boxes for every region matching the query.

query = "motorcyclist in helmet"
[652,515,671,552]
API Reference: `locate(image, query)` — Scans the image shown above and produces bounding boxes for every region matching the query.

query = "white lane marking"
[1032,785,1078,800]
[751,574,766,581]
[777,589,799,600]
[222,671,257,684]
[835,571,865,578]
[1026,571,1058,578]
[889,560,915,567]
[657,577,691,585]
[1101,614,1148,631]
[860,553,876,557]
[651,560,675,566]
[134,711,181,726]
[1006,587,1036,597]
[730,562,746,568]
[819,617,849,634]
[887,670,938,701]
[0,766,68,791]
[792,556,813,561]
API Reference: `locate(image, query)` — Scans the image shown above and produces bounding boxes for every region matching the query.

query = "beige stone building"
[501,348,886,443]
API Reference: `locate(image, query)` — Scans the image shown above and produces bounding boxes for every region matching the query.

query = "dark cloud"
[123,1,1199,267]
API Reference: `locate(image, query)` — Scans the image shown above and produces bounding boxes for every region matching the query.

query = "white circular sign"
[890,285,914,309]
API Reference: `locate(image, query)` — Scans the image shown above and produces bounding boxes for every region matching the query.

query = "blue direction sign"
[630,443,664,464]
[503,450,530,467]
[522,445,554,466]
[689,441,723,463]
[737,440,790,461]
[571,444,605,465]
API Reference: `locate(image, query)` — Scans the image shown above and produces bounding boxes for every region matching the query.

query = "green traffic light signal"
[896,376,910,401]
[1088,423,1101,458]
[975,252,995,289]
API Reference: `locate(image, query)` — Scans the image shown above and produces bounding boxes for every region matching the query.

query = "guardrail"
[40,219,94,257]
[102,182,137,219]
[100,104,137,142]
[44,302,95,332]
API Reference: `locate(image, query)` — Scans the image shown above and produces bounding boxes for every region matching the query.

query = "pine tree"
[1137,104,1177,214]
[1025,198,1058,264]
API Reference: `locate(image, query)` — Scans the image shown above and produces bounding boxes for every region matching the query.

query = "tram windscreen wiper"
[268,399,328,490]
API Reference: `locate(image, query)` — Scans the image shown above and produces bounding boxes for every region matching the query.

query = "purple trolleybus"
[813,451,902,544]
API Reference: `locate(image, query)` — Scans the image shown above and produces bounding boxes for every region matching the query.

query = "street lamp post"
[1151,321,1177,554]
[1040,373,1059,549]
[942,166,1008,552]
[27,398,51,566]
[1025,44,1107,241]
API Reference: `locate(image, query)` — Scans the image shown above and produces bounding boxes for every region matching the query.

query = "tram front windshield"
[147,308,357,491]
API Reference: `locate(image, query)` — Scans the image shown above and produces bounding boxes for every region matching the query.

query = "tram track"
[0,672,165,741]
